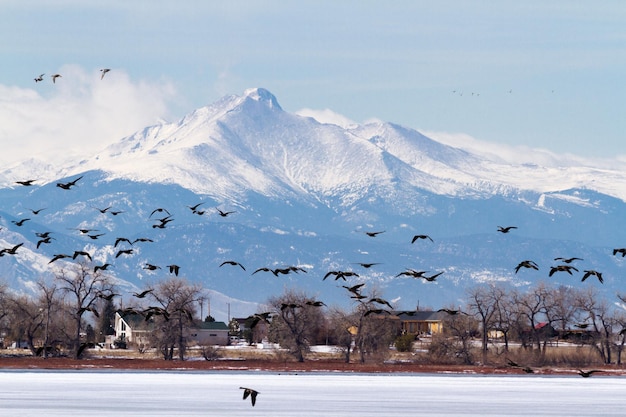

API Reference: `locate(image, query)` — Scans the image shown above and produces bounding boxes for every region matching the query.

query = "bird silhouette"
[352,262,381,269]
[369,297,392,308]
[149,207,171,218]
[51,74,62,83]
[216,208,236,217]
[220,261,246,271]
[94,206,111,214]
[554,257,583,263]
[342,283,366,294]
[187,203,204,212]
[411,234,433,243]
[549,265,578,276]
[515,260,539,273]
[72,251,92,261]
[396,269,429,278]
[115,249,134,258]
[15,179,37,186]
[56,176,83,190]
[497,226,517,233]
[49,253,71,264]
[422,272,444,282]
[437,308,467,315]
[28,208,46,215]
[252,267,275,276]
[305,300,326,307]
[133,289,154,298]
[34,74,44,82]
[323,271,359,281]
[143,263,161,271]
[578,369,602,378]
[94,263,112,272]
[582,270,603,284]
[613,248,626,257]
[0,243,24,256]
[132,237,154,244]
[87,233,105,240]
[100,68,110,79]
[114,237,133,247]
[364,230,385,237]
[239,387,259,406]
[36,236,54,248]
[167,264,180,276]
[11,218,30,227]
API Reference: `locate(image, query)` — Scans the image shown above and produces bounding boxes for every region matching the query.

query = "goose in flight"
[220,261,246,271]
[100,68,110,79]
[305,300,326,307]
[411,234,433,243]
[51,74,62,83]
[352,262,381,269]
[323,270,359,281]
[239,387,259,407]
[115,249,134,258]
[613,248,626,257]
[216,208,235,217]
[28,208,46,215]
[167,264,180,276]
[342,283,366,295]
[548,265,578,277]
[143,263,161,271]
[72,250,92,261]
[396,269,428,278]
[94,263,112,272]
[421,272,444,282]
[578,369,602,378]
[34,74,44,82]
[364,230,385,237]
[15,179,37,186]
[497,226,517,233]
[554,257,583,264]
[11,218,30,227]
[49,253,71,264]
[133,289,154,298]
[56,176,83,190]
[515,260,539,273]
[581,270,603,284]
[149,207,171,218]
[0,243,24,256]
[437,308,467,316]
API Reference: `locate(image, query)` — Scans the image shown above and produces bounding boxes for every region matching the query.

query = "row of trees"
[3,260,626,366]
[0,262,206,360]
[464,282,626,365]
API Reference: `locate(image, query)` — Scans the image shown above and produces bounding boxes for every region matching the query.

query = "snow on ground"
[0,370,624,416]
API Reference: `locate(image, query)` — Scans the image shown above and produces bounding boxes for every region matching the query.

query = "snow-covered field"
[1,370,624,416]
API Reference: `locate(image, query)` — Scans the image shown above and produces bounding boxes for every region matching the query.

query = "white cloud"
[0,65,177,165]
[295,108,358,129]
[422,130,626,171]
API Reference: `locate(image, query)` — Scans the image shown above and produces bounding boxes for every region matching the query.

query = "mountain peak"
[242,88,281,110]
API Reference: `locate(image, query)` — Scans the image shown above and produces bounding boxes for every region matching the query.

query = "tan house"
[392,310,446,335]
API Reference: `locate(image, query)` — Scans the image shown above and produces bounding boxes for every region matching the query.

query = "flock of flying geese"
[33,68,110,84]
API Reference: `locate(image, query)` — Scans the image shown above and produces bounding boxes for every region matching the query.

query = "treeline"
[2,260,626,367]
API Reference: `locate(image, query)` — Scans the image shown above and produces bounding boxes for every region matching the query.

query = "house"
[114,311,229,347]
[114,311,153,346]
[187,321,229,346]
[392,310,447,335]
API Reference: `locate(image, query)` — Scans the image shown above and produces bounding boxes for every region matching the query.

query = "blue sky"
[1,1,625,165]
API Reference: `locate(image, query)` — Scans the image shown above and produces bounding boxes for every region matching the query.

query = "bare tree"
[266,289,326,362]
[575,287,618,364]
[141,277,203,360]
[466,285,497,364]
[56,262,115,358]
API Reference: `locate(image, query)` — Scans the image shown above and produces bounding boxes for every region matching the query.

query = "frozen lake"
[1,370,625,416]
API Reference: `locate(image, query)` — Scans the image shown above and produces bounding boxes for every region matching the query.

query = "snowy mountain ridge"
[3,87,626,205]
[0,88,625,319]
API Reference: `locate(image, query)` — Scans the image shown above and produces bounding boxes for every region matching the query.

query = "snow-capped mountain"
[1,87,625,319]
